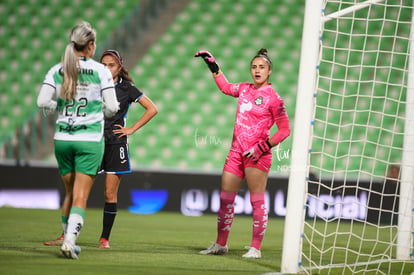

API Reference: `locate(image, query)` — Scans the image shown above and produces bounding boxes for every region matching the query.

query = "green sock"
[61,215,68,235]
[70,207,86,219]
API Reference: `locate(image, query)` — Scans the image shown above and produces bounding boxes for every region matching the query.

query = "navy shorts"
[100,143,132,174]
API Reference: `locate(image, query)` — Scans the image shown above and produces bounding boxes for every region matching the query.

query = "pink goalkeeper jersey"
[215,74,288,153]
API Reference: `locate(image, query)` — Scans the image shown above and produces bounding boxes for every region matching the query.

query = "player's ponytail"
[61,42,78,101]
[120,67,133,83]
[252,48,273,69]
[61,21,96,101]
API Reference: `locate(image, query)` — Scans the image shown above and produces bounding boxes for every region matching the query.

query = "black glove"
[194,50,219,74]
[243,140,272,161]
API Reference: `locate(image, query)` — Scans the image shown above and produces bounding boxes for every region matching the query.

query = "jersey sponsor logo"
[58,118,87,133]
[78,68,94,75]
[240,99,252,114]
[57,67,94,76]
[58,124,87,133]
[255,96,263,105]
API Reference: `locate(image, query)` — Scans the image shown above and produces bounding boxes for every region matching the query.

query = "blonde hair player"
[43,49,158,250]
[37,21,119,259]
[195,49,290,259]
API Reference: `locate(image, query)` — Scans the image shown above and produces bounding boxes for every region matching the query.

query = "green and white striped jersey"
[43,57,115,142]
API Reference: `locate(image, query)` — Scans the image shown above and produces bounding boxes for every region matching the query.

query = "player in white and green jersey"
[44,57,115,143]
[47,57,113,176]
[37,21,119,259]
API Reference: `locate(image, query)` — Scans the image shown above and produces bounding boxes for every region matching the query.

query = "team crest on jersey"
[255,96,263,105]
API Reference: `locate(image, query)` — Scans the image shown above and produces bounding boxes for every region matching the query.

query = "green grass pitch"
[0,207,284,275]
[1,207,413,274]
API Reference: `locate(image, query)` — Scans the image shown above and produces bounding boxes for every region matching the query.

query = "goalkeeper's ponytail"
[61,21,96,101]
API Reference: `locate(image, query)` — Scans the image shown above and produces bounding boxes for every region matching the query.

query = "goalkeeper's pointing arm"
[194,50,220,76]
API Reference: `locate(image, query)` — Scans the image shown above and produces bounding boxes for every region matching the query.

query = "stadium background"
[0,0,397,220]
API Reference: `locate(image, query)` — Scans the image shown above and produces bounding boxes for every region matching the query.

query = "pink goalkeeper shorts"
[223,149,272,179]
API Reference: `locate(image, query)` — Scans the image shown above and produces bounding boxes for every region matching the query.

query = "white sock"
[64,211,84,246]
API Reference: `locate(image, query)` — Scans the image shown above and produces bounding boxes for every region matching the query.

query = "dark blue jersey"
[104,77,143,144]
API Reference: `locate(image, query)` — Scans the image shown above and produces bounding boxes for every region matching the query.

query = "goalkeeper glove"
[194,50,220,74]
[243,140,272,161]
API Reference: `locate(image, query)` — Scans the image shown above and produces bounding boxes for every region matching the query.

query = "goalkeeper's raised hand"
[194,50,220,74]
[243,140,272,161]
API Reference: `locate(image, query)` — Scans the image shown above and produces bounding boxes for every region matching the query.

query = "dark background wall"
[0,164,396,224]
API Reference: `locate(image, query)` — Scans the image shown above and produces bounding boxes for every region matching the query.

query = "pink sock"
[215,191,237,246]
[250,192,268,250]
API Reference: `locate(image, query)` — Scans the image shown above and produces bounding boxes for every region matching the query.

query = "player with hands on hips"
[195,49,290,259]
[97,49,158,249]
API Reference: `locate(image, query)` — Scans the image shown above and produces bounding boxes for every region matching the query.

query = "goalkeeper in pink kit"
[195,48,290,258]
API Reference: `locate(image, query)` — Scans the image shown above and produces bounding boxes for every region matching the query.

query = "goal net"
[282,1,414,274]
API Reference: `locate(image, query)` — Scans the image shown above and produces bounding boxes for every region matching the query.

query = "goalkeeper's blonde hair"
[61,21,96,101]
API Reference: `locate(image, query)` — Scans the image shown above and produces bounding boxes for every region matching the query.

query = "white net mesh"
[302,1,414,273]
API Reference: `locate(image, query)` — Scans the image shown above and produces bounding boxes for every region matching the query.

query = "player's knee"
[104,190,117,202]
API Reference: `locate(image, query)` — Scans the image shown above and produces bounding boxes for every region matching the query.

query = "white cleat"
[60,242,81,259]
[199,243,228,255]
[242,247,261,259]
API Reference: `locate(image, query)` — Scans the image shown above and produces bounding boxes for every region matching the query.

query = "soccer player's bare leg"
[64,173,94,246]
[100,174,121,248]
[44,173,74,246]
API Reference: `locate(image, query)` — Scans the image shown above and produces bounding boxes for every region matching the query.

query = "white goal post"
[282,1,414,274]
